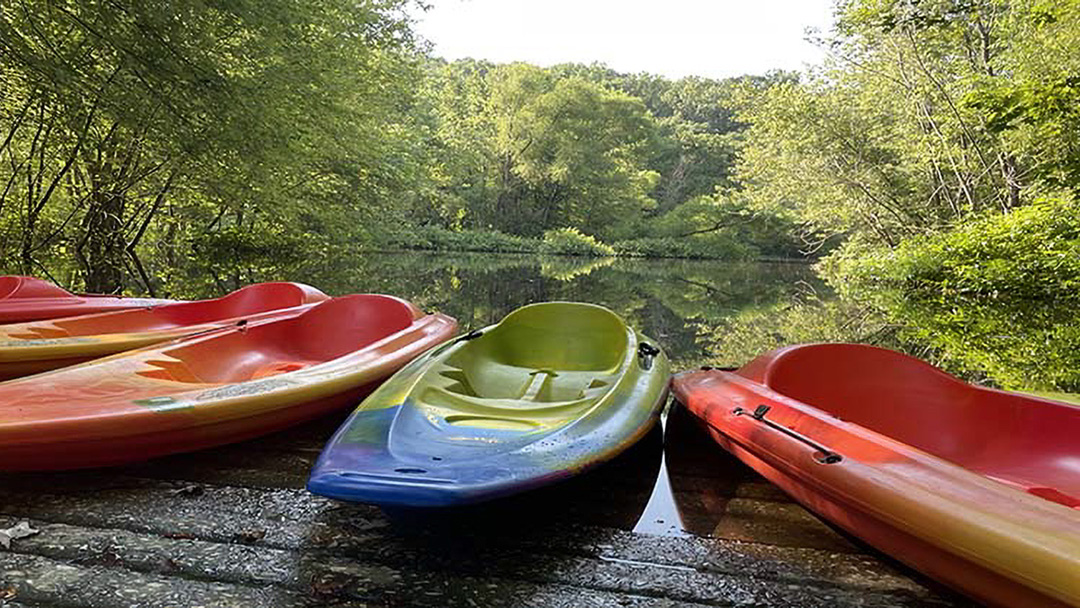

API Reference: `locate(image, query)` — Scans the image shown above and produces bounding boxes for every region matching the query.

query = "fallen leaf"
[0,522,39,549]
[232,529,265,543]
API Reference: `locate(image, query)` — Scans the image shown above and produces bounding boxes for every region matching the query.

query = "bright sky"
[410,0,836,80]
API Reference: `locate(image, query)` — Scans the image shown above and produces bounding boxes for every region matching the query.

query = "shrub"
[377,226,537,254]
[375,225,759,259]
[822,196,1080,391]
[613,236,755,260]
[824,197,1080,303]
[539,228,615,256]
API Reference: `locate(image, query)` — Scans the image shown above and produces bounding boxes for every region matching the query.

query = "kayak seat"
[437,361,614,402]
[409,303,629,432]
[425,360,613,408]
[415,361,618,430]
[136,296,415,384]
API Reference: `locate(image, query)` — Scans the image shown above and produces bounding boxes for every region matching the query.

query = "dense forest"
[2,0,1079,388]
[0,0,801,295]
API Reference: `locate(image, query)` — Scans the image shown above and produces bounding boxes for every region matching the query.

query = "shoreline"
[363,246,816,264]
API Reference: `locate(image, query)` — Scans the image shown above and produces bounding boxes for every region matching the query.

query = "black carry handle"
[733,405,843,465]
[637,342,660,370]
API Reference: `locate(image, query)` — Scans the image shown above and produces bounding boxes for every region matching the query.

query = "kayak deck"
[0,408,972,607]
[0,282,328,380]
[742,343,1080,505]
[674,344,1080,607]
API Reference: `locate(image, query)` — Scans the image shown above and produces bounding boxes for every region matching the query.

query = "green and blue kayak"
[307,301,669,507]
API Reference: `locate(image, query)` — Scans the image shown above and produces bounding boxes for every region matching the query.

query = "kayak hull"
[672,344,1080,608]
[0,295,458,470]
[309,302,669,507]
[706,424,1062,608]
[0,282,328,380]
[0,276,174,323]
[0,383,373,470]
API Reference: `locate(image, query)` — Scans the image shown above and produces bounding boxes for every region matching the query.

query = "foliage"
[702,0,1080,387]
[375,225,757,260]
[825,196,1080,390]
[702,294,899,369]
[612,236,754,260]
[407,60,799,257]
[825,197,1080,301]
[540,228,615,257]
[733,0,1080,254]
[411,61,662,238]
[0,0,422,293]
[378,226,536,255]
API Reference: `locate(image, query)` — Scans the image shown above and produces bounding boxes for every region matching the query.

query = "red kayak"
[0,295,457,470]
[672,344,1080,608]
[0,276,174,323]
[0,282,328,380]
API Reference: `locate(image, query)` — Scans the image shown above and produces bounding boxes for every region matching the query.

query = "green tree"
[0,0,422,293]
[413,62,663,239]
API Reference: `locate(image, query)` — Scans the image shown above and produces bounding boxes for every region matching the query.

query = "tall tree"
[0,0,421,292]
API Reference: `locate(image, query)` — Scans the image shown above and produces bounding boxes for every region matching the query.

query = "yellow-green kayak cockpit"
[419,304,630,433]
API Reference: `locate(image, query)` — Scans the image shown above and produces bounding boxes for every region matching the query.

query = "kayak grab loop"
[638,342,660,370]
[733,405,844,465]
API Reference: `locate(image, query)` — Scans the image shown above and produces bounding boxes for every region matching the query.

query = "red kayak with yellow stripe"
[0,276,174,323]
[0,282,328,380]
[0,295,457,470]
[672,343,1080,608]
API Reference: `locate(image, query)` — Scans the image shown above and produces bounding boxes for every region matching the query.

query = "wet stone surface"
[0,405,978,607]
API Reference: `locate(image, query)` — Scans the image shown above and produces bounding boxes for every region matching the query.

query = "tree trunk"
[80,182,126,294]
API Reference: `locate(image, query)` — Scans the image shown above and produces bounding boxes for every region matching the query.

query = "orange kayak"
[0,276,174,323]
[0,282,329,380]
[672,344,1080,608]
[0,295,457,470]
